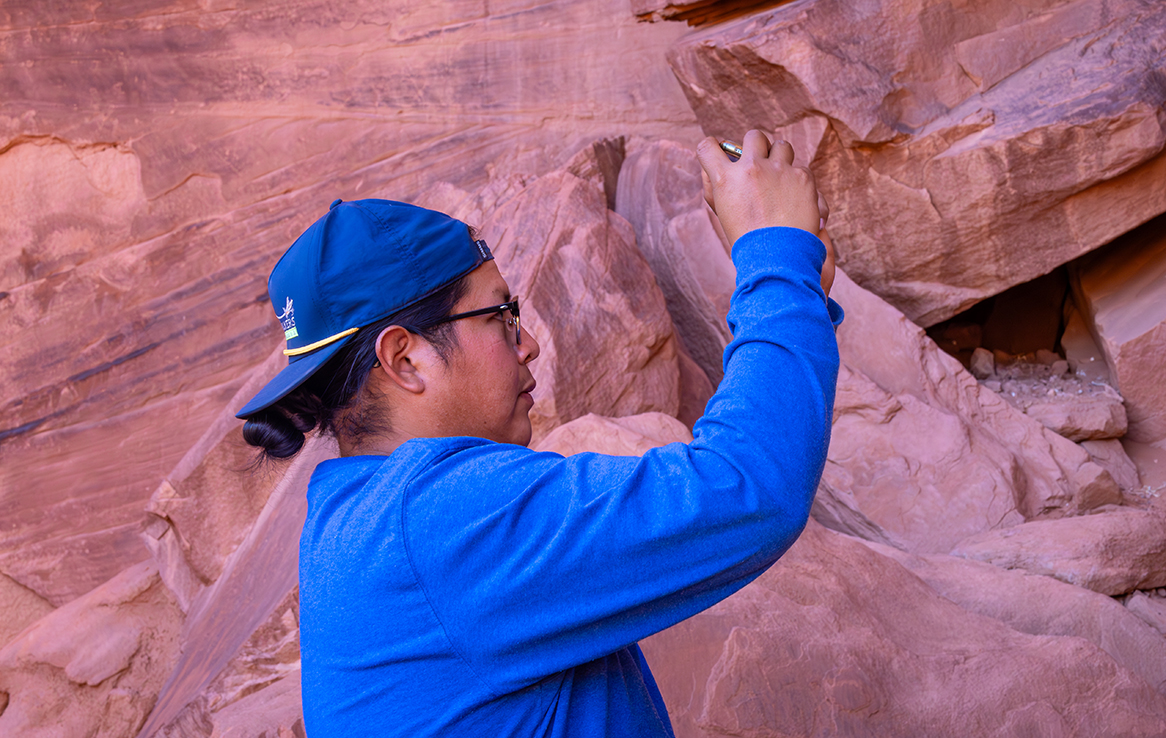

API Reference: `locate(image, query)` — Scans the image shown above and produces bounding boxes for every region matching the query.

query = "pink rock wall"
[665,0,1166,326]
[0,0,702,606]
[2,0,1166,736]
[1071,216,1166,444]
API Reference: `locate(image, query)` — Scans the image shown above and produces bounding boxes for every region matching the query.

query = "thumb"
[696,137,729,195]
[701,169,714,210]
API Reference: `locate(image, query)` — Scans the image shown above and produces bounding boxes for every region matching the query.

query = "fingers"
[696,136,730,176]
[771,139,794,166]
[696,136,731,206]
[742,129,772,158]
[817,190,830,230]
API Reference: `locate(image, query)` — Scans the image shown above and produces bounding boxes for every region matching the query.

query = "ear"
[373,326,432,394]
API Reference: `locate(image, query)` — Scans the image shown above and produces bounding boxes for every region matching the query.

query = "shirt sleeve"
[401,226,841,696]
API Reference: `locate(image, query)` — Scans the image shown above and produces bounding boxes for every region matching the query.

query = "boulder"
[969,347,995,379]
[951,509,1166,595]
[827,362,1026,552]
[535,412,693,457]
[642,521,1166,737]
[0,561,183,738]
[810,477,903,550]
[474,166,682,442]
[666,0,1166,326]
[675,345,716,430]
[615,139,734,385]
[826,270,1119,553]
[1081,438,1142,496]
[1126,591,1166,638]
[1021,387,1129,442]
[863,540,1166,694]
[1071,215,1166,444]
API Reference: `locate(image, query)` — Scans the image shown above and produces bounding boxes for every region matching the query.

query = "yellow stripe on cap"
[283,327,360,356]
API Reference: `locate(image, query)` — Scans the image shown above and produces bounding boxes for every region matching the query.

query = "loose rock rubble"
[979,356,1129,442]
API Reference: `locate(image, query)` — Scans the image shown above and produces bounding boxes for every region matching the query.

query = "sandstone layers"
[0,0,703,608]
[3,0,1166,737]
[667,0,1166,327]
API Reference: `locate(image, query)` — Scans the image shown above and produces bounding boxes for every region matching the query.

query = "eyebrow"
[493,288,512,303]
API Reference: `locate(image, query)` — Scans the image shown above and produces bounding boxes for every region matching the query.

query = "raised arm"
[403,131,842,692]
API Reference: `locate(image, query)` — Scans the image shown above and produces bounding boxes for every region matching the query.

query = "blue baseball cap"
[236,198,493,419]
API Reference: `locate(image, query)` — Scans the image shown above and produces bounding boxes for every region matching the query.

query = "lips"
[520,379,537,396]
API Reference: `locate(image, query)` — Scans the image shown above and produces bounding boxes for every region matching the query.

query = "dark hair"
[242,274,470,461]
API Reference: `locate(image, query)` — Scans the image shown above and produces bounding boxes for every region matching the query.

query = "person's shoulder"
[402,438,567,511]
[408,437,561,484]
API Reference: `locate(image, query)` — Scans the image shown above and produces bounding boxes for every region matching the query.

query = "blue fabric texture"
[298,227,843,737]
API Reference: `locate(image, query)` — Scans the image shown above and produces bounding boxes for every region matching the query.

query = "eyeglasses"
[435,297,522,345]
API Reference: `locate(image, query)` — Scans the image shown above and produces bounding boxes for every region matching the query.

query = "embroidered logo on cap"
[278,297,298,340]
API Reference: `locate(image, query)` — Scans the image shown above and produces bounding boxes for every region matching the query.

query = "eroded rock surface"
[864,540,1166,694]
[0,562,182,738]
[642,522,1166,737]
[667,0,1166,326]
[0,0,702,605]
[828,270,1120,552]
[615,139,734,385]
[0,574,54,652]
[1072,215,1166,444]
[952,509,1166,595]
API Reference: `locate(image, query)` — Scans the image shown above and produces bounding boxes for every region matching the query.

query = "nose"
[517,324,540,364]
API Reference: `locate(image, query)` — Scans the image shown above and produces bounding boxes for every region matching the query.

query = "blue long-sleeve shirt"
[298,226,842,737]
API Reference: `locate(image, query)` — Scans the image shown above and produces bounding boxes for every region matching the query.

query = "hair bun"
[243,409,315,460]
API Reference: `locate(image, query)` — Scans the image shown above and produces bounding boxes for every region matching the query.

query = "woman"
[237,132,840,737]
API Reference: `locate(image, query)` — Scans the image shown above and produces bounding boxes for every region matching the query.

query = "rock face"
[1071,215,1166,444]
[482,170,681,442]
[1082,439,1142,496]
[4,1,1166,736]
[535,412,693,457]
[827,270,1120,552]
[667,0,1166,326]
[422,163,682,443]
[0,0,702,606]
[615,139,734,385]
[642,521,1166,738]
[864,540,1166,695]
[597,142,1126,554]
[952,510,1166,596]
[0,562,183,738]
[0,574,54,653]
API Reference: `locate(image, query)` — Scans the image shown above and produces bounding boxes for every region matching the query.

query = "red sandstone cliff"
[2,1,1165,736]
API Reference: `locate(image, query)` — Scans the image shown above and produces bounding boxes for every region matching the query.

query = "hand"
[697,130,832,294]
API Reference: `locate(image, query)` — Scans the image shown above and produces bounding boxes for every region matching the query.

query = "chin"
[512,413,534,448]
[513,424,533,448]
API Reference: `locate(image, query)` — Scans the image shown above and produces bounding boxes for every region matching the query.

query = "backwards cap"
[235,198,492,419]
